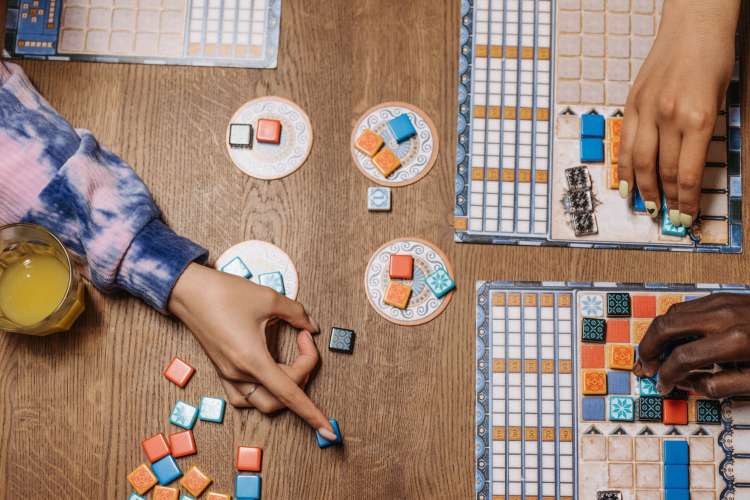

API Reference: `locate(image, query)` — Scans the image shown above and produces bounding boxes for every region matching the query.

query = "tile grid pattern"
[465,0,552,236]
[188,0,268,59]
[486,290,576,499]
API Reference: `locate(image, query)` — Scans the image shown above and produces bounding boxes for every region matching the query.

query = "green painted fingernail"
[669,209,681,226]
[619,180,629,199]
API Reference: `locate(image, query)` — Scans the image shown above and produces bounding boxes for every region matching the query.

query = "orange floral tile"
[582,369,607,395]
[608,344,635,370]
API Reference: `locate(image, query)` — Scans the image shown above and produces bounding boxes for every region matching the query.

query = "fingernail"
[619,181,629,199]
[304,330,313,341]
[633,360,643,374]
[645,201,658,219]
[311,318,321,333]
[669,209,681,226]
[679,213,693,227]
[318,428,338,441]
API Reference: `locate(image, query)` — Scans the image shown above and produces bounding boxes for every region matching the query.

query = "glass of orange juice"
[0,223,85,335]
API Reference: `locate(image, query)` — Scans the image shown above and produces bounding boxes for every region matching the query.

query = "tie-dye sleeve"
[0,62,207,313]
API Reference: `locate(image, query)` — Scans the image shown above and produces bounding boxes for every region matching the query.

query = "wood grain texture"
[0,1,748,498]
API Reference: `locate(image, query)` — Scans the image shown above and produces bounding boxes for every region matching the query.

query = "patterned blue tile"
[221,256,252,279]
[582,318,606,343]
[638,396,663,421]
[607,293,631,317]
[169,400,198,430]
[367,187,391,211]
[199,396,226,423]
[329,327,355,354]
[426,267,456,299]
[609,396,635,421]
[696,399,721,424]
[639,376,659,396]
[258,271,286,296]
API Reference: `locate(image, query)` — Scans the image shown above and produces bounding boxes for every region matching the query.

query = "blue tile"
[633,188,646,213]
[316,419,343,448]
[129,494,147,500]
[664,464,689,489]
[581,113,605,138]
[426,267,456,298]
[580,138,604,162]
[199,396,226,423]
[220,256,252,279]
[607,371,630,395]
[661,206,687,237]
[236,473,262,499]
[258,272,286,296]
[582,397,606,421]
[151,455,182,485]
[180,495,196,500]
[664,440,689,464]
[639,376,659,396]
[664,490,690,500]
[169,400,199,430]
[387,114,417,143]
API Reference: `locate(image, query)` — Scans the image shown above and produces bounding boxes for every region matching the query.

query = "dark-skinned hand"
[634,293,750,399]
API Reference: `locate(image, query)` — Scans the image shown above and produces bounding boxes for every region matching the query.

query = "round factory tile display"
[364,238,455,326]
[226,96,313,180]
[350,102,439,187]
[215,240,299,300]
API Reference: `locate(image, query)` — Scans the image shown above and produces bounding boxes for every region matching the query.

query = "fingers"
[657,127,681,220]
[251,353,334,437]
[287,331,320,381]
[676,129,712,227]
[271,294,320,334]
[617,100,638,199]
[219,378,254,408]
[635,311,724,377]
[677,368,750,399]
[655,330,750,394]
[631,115,661,217]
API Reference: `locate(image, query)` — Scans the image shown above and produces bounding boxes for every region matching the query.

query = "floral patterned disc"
[364,238,455,326]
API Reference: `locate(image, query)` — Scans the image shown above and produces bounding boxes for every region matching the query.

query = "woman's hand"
[168,263,337,441]
[618,0,740,226]
[634,293,750,399]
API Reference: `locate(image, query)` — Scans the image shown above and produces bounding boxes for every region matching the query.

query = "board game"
[454,0,743,252]
[3,0,281,68]
[475,281,750,500]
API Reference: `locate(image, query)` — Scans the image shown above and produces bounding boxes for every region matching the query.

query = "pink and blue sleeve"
[0,62,207,312]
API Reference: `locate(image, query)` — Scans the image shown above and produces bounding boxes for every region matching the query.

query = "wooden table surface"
[1,2,748,498]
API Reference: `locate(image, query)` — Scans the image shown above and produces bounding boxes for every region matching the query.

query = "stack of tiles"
[564,165,598,236]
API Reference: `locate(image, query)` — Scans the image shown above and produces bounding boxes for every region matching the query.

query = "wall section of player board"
[455,0,743,252]
[475,281,750,500]
[3,0,281,69]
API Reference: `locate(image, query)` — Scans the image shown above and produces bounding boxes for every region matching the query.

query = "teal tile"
[609,396,635,421]
[170,400,199,430]
[258,271,286,296]
[199,396,226,423]
[220,256,252,279]
[129,494,147,500]
[426,267,456,298]
[639,376,659,396]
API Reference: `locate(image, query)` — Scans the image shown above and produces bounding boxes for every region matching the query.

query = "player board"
[475,281,750,500]
[3,0,280,68]
[454,0,743,252]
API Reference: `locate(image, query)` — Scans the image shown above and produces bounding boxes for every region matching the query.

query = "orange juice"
[0,254,69,326]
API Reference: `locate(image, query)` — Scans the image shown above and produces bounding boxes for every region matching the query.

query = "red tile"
[663,399,688,425]
[169,430,197,458]
[256,118,282,144]
[389,254,414,280]
[606,319,630,343]
[163,356,195,388]
[142,433,171,463]
[581,344,605,369]
[632,295,657,318]
[236,446,262,472]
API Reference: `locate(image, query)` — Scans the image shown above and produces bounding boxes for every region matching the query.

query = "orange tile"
[606,319,630,343]
[608,117,624,141]
[582,369,607,395]
[631,319,652,344]
[180,466,212,497]
[663,399,688,425]
[256,118,282,144]
[384,282,412,309]
[237,446,262,472]
[141,432,170,463]
[169,429,197,458]
[163,356,195,388]
[657,294,684,315]
[632,295,657,318]
[581,344,605,369]
[127,464,158,495]
[389,254,414,279]
[152,486,179,500]
[608,344,635,371]
[372,147,401,177]
[354,129,384,157]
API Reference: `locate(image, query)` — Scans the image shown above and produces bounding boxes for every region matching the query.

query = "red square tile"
[581,344,605,369]
[256,118,282,144]
[163,356,195,388]
[389,254,413,279]
[606,319,630,343]
[169,429,197,458]
[237,446,262,472]
[142,433,171,463]
[632,295,657,318]
[663,399,688,425]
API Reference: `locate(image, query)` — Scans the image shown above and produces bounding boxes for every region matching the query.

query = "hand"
[634,293,750,399]
[618,0,740,226]
[168,263,337,440]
